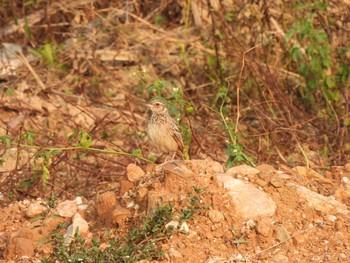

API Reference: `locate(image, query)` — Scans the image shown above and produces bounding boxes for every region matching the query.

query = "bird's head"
[147,99,168,114]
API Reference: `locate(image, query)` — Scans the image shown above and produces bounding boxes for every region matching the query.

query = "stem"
[17,144,153,163]
[220,100,236,145]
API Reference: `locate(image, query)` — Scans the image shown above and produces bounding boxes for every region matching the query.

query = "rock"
[169,247,182,258]
[268,254,289,263]
[186,159,224,176]
[208,210,225,223]
[292,232,307,245]
[276,226,291,242]
[112,205,131,225]
[127,163,146,182]
[287,183,349,215]
[96,191,117,219]
[342,176,349,184]
[25,202,47,218]
[226,165,260,177]
[64,213,89,244]
[119,180,134,196]
[270,177,284,188]
[165,220,179,230]
[325,214,337,223]
[76,196,88,211]
[255,178,268,188]
[216,175,276,220]
[4,237,34,259]
[56,200,78,218]
[257,217,273,237]
[179,222,189,234]
[255,164,276,175]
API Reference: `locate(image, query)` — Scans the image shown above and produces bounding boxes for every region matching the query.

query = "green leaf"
[0,135,11,148]
[79,131,92,149]
[313,2,327,10]
[42,165,50,187]
[131,149,142,157]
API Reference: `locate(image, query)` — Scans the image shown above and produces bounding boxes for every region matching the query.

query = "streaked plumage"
[147,99,184,160]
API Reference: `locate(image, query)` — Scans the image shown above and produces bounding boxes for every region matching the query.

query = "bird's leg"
[171,151,176,161]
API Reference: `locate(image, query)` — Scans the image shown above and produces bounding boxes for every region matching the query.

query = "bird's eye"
[155,102,160,106]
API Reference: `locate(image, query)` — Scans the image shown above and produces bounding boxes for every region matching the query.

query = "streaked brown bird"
[147,99,184,160]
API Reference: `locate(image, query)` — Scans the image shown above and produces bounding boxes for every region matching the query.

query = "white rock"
[165,220,179,230]
[216,175,276,220]
[287,183,349,215]
[64,213,89,244]
[76,196,88,211]
[25,203,47,218]
[341,177,349,184]
[326,214,337,222]
[57,200,78,218]
[179,222,189,234]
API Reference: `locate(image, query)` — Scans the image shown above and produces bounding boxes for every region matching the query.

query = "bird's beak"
[146,103,153,109]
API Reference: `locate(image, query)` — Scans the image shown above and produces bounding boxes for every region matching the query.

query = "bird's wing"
[169,120,184,154]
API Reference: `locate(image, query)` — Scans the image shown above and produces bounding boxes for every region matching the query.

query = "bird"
[147,99,184,161]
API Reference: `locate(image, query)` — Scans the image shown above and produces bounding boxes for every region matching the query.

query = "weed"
[214,85,254,167]
[285,2,339,111]
[41,188,207,262]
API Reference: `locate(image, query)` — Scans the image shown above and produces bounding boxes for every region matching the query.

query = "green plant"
[214,85,254,167]
[285,2,339,110]
[31,43,67,69]
[179,186,209,222]
[42,204,174,262]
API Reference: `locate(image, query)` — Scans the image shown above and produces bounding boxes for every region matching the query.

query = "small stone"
[276,226,291,242]
[169,247,182,258]
[25,203,47,218]
[112,205,130,225]
[57,200,78,218]
[341,176,349,184]
[270,177,284,188]
[335,220,344,231]
[208,210,225,223]
[64,213,89,244]
[96,191,117,218]
[76,197,88,211]
[256,217,273,237]
[165,220,179,230]
[246,219,256,229]
[292,232,307,245]
[326,214,337,223]
[179,222,189,234]
[127,164,145,182]
[255,179,268,187]
[226,165,260,177]
[119,180,134,196]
